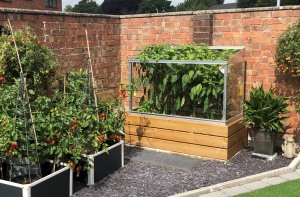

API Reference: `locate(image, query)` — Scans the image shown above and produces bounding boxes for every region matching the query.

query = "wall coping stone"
[0,5,300,19]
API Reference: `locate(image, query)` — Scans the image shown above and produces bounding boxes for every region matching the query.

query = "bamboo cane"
[8,20,38,145]
[85,30,99,122]
[63,76,66,105]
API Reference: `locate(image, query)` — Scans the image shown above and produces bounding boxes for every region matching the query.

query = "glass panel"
[53,0,57,7]
[129,48,243,122]
[226,49,246,122]
[49,0,53,7]
[130,62,229,121]
[45,0,48,6]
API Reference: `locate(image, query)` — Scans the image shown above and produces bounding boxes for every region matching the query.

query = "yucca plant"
[240,83,290,132]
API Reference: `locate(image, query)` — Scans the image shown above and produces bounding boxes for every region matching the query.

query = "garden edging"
[75,140,124,186]
[169,152,300,197]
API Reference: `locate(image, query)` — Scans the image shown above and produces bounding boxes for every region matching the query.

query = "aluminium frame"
[127,46,245,126]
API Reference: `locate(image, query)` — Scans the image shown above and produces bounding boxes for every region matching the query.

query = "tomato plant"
[0,26,59,96]
[132,43,238,120]
[275,18,300,78]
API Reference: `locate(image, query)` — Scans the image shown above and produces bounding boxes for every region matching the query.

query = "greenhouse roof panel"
[128,59,228,65]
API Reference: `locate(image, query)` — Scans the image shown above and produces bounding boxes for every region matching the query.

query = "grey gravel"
[71,146,293,197]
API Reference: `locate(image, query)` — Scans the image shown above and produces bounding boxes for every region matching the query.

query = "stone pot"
[253,128,277,155]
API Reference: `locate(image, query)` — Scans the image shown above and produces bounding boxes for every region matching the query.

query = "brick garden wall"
[0,0,62,12]
[1,6,300,139]
[119,7,300,140]
[212,9,300,137]
[0,9,121,95]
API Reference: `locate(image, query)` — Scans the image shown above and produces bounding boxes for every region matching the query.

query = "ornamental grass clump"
[240,83,290,132]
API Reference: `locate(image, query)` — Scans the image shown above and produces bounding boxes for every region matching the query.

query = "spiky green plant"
[240,83,290,132]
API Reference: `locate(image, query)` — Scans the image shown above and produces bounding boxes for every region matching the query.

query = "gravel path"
[72,145,293,197]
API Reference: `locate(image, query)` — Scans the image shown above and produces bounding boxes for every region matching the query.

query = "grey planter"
[0,160,73,197]
[74,140,124,185]
[253,128,277,155]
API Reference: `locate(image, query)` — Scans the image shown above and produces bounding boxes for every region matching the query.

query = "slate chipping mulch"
[71,145,293,197]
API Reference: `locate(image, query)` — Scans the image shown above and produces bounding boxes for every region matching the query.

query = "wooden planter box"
[0,161,73,197]
[125,114,247,161]
[74,141,124,185]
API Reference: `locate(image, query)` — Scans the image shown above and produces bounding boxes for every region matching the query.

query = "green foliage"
[216,0,225,4]
[71,0,103,14]
[0,81,31,161]
[236,0,258,8]
[256,0,300,7]
[0,26,126,177]
[237,0,300,8]
[275,18,300,78]
[176,0,219,11]
[101,0,142,15]
[133,43,238,120]
[64,5,73,12]
[240,83,290,132]
[139,0,175,13]
[137,100,157,113]
[0,27,59,96]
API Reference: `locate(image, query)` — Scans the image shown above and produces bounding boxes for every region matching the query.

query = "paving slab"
[198,191,229,197]
[124,149,201,171]
[221,186,251,196]
[280,171,300,180]
[241,181,270,191]
[260,176,289,185]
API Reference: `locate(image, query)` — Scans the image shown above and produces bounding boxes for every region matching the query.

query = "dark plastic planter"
[253,128,277,155]
[0,160,73,197]
[74,140,124,185]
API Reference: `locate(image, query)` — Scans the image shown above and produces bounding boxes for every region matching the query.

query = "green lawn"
[234,178,300,197]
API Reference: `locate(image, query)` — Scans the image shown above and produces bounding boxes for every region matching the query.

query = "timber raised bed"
[0,160,73,197]
[125,46,247,161]
[74,141,124,185]
[125,114,247,161]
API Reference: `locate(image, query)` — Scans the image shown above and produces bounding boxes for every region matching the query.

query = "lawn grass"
[234,178,300,197]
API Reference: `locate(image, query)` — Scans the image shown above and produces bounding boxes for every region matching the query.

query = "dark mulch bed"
[71,145,293,197]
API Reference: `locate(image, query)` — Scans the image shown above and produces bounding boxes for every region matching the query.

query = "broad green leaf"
[29,89,35,95]
[144,78,150,88]
[195,84,202,95]
[171,75,178,83]
[203,97,209,113]
[189,70,194,78]
[182,74,190,88]
[137,75,143,88]
[181,96,185,107]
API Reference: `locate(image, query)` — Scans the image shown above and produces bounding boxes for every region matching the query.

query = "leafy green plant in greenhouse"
[137,99,157,113]
[133,43,238,120]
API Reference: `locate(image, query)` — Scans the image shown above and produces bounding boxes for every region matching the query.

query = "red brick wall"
[1,6,300,138]
[0,10,121,93]
[0,0,62,12]
[213,10,300,135]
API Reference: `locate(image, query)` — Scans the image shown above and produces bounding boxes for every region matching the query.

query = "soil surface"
[72,145,293,197]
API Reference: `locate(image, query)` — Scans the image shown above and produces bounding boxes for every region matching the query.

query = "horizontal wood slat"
[125,134,228,160]
[126,114,240,137]
[125,115,247,160]
[125,125,229,148]
[228,128,247,148]
[228,119,245,136]
[228,137,248,160]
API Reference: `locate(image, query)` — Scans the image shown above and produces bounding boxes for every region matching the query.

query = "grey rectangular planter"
[253,128,277,155]
[74,140,124,185]
[0,161,73,197]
